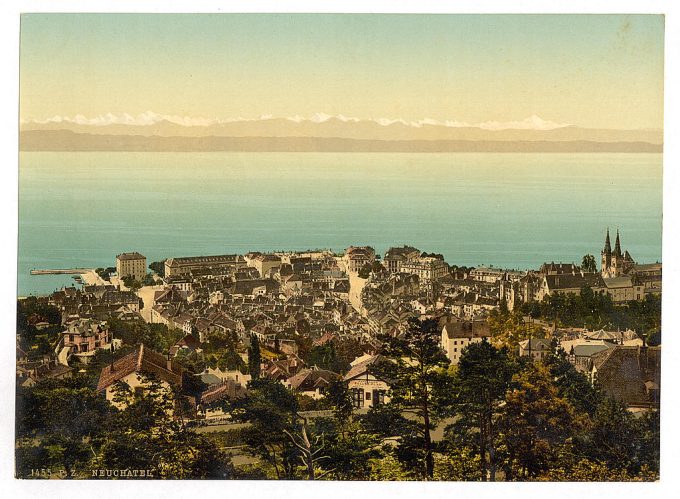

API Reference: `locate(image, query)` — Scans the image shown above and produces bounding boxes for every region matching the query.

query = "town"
[16,229,661,481]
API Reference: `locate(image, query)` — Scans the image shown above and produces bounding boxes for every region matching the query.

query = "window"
[365,392,371,401]
[351,388,364,408]
[374,390,386,405]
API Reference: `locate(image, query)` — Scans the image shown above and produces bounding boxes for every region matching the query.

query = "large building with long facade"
[164,254,247,277]
[400,256,449,283]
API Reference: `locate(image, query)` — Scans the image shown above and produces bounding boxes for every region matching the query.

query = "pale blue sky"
[20,14,665,129]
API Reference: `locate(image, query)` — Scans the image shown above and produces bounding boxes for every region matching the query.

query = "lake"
[18,152,662,296]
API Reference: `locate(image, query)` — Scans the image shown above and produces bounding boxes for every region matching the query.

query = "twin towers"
[601,228,635,278]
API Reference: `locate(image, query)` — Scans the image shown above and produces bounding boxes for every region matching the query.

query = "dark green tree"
[16,378,112,478]
[449,340,517,481]
[227,379,300,479]
[248,334,261,379]
[370,318,452,479]
[358,263,372,279]
[576,396,659,476]
[543,342,602,416]
[148,261,166,277]
[94,375,234,478]
[581,254,597,273]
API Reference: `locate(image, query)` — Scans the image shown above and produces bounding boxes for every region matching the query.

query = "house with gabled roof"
[343,354,391,409]
[96,344,183,408]
[285,367,341,400]
[519,337,553,361]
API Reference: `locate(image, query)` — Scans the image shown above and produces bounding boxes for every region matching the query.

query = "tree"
[149,261,166,277]
[488,309,544,350]
[358,263,372,279]
[309,381,380,480]
[581,254,597,273]
[576,396,657,475]
[16,378,112,478]
[370,318,452,479]
[227,379,301,479]
[371,261,386,274]
[142,273,156,286]
[95,267,111,280]
[248,334,261,379]
[93,375,234,478]
[121,275,142,291]
[498,363,586,480]
[283,417,333,480]
[106,317,182,353]
[306,341,349,373]
[449,340,517,481]
[543,342,601,416]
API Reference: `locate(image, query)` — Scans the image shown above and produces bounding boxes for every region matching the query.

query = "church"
[601,229,636,278]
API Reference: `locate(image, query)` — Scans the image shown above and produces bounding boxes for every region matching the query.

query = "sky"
[19,13,665,130]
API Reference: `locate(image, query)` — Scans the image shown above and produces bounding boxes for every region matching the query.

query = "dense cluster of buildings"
[17,230,662,416]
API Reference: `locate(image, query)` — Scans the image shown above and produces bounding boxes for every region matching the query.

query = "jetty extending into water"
[30,268,92,275]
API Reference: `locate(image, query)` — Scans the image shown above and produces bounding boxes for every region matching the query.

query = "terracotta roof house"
[263,355,306,381]
[96,344,183,407]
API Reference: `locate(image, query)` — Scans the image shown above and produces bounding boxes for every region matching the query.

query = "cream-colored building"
[344,354,391,409]
[441,319,491,364]
[400,257,449,283]
[343,246,376,273]
[245,253,282,278]
[116,252,147,281]
[469,266,506,283]
[602,276,645,303]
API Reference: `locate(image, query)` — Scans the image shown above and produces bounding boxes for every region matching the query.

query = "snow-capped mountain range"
[21,111,572,131]
[19,110,662,152]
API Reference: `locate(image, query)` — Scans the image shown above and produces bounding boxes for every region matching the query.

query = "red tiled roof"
[96,344,182,392]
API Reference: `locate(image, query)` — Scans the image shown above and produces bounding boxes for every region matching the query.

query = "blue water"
[18,152,662,296]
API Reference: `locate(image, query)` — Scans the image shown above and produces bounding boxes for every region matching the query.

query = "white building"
[441,319,491,364]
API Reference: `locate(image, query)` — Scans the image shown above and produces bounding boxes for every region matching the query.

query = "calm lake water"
[18,152,662,296]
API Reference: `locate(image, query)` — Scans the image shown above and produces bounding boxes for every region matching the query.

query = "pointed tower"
[604,228,612,255]
[614,229,622,257]
[601,228,612,277]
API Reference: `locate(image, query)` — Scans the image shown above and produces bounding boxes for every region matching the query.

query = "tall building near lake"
[116,252,147,281]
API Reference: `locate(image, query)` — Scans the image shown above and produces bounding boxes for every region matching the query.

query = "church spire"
[614,229,622,257]
[603,228,611,255]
